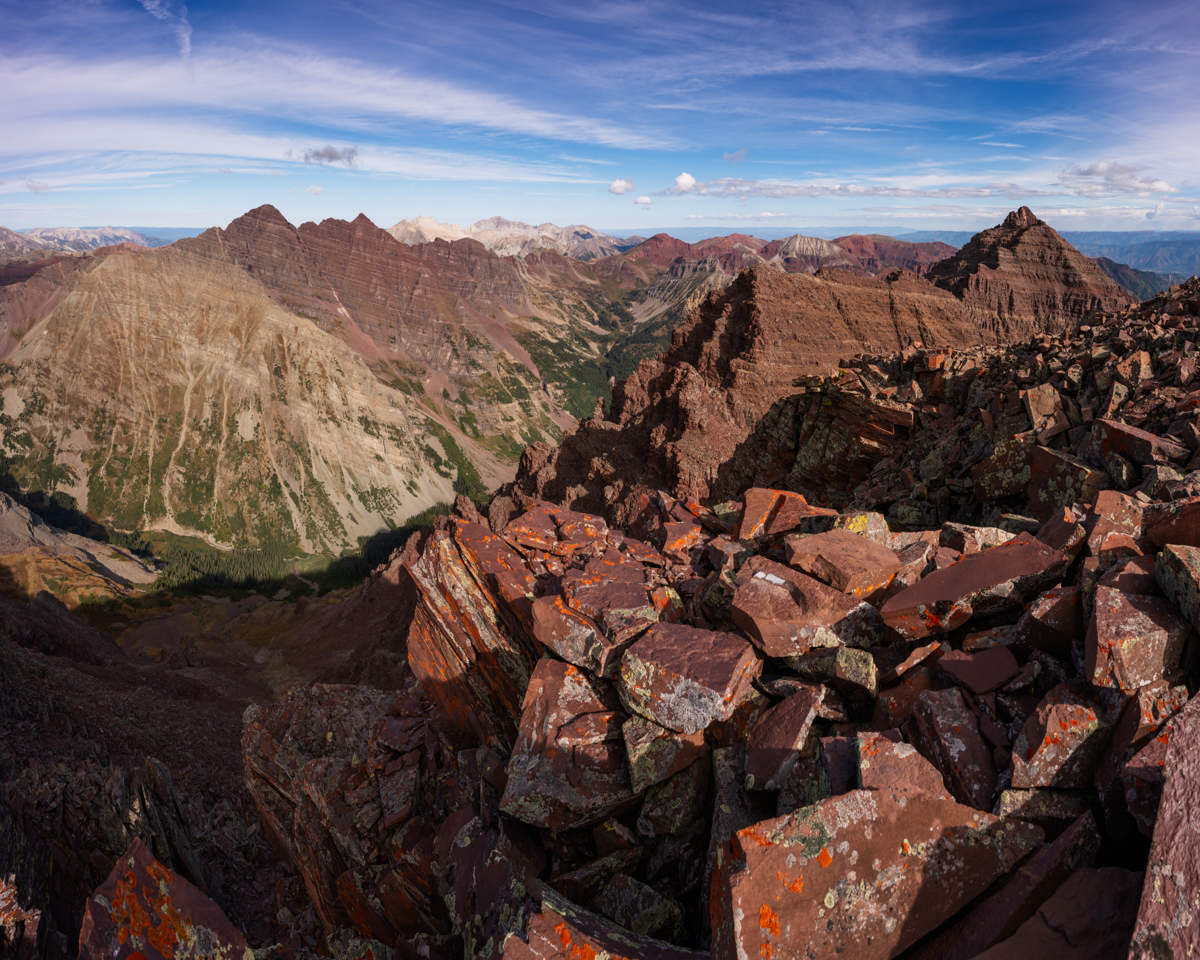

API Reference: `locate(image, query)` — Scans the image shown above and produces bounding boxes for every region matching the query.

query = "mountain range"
[0,206,1131,562]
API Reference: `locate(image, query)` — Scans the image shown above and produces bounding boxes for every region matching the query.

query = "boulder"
[618,623,760,735]
[710,790,1042,960]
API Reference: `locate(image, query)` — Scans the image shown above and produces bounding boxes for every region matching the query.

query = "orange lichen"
[818,847,833,868]
[759,903,780,937]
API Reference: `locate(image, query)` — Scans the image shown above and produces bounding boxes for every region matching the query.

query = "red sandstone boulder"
[1129,694,1200,956]
[1011,685,1112,790]
[622,715,708,794]
[910,687,997,809]
[618,623,760,735]
[710,790,1042,960]
[784,528,900,599]
[1085,586,1188,694]
[743,687,820,791]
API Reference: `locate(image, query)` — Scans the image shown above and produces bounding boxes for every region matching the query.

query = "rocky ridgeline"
[61,401,1200,960]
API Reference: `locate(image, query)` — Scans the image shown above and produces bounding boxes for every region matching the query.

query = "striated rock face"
[926,206,1134,338]
[508,264,983,522]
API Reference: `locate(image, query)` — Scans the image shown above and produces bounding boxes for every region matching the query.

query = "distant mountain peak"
[1003,206,1043,229]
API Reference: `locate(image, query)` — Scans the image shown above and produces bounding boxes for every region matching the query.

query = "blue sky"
[2,0,1199,233]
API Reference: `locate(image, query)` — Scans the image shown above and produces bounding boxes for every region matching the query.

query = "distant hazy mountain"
[0,226,53,258]
[1065,234,1200,278]
[21,226,168,252]
[387,215,641,260]
[1092,256,1182,300]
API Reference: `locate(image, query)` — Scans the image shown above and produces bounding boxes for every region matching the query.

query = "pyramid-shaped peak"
[1002,206,1042,229]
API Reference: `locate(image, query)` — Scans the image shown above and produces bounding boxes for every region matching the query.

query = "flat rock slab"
[911,687,997,809]
[1145,496,1200,549]
[500,659,635,831]
[731,556,884,657]
[531,595,625,678]
[906,811,1100,960]
[79,837,249,960]
[1027,446,1111,521]
[785,646,878,713]
[1092,417,1189,466]
[937,646,1021,694]
[622,714,708,795]
[880,533,1066,639]
[1129,694,1200,957]
[1011,684,1111,790]
[1085,586,1188,694]
[710,790,1043,960]
[619,623,760,735]
[785,528,900,599]
[744,687,821,791]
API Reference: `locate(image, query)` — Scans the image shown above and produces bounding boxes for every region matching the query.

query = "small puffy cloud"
[635,195,653,209]
[675,172,697,191]
[1060,161,1174,197]
[723,149,747,164]
[300,145,359,166]
[25,180,48,193]
[304,185,324,195]
[1146,202,1168,220]
[608,177,635,194]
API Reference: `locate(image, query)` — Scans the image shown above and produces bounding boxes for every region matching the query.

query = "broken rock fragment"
[731,556,885,656]
[743,687,820,790]
[622,714,707,794]
[854,731,951,802]
[910,687,997,809]
[711,790,1043,960]
[619,623,760,735]
[784,528,900,600]
[1085,585,1188,693]
[1129,694,1200,957]
[1011,684,1111,790]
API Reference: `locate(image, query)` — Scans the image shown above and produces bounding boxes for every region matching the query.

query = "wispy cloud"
[723,148,747,163]
[136,0,192,57]
[303,185,324,195]
[660,175,1053,201]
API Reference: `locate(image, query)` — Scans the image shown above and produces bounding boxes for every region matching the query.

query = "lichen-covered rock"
[622,715,707,795]
[855,731,951,802]
[1155,542,1200,630]
[710,790,1043,960]
[78,838,250,960]
[1011,685,1111,790]
[911,687,997,809]
[784,528,900,599]
[1085,586,1188,694]
[1129,694,1200,957]
[500,659,635,831]
[618,623,760,735]
[502,888,704,960]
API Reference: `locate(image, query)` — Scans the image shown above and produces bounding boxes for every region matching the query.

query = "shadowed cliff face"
[508,211,1130,524]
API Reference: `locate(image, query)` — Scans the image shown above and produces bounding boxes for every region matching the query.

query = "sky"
[2,0,1199,233]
